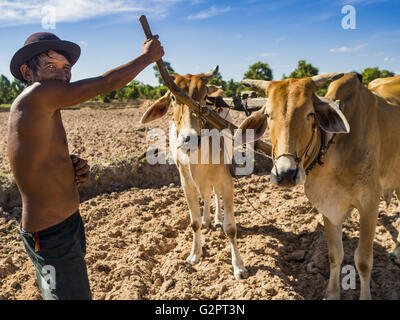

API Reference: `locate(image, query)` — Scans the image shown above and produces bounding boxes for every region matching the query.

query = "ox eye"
[307,112,315,120]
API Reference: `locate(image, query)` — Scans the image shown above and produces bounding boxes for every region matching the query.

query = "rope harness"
[174,95,234,148]
[305,132,336,175]
[271,122,336,177]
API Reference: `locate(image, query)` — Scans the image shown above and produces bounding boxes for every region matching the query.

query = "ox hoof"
[324,289,341,300]
[186,253,201,265]
[323,293,341,300]
[214,222,223,230]
[234,266,249,280]
[202,220,211,229]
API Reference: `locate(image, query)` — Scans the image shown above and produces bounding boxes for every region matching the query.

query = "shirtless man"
[7,32,164,299]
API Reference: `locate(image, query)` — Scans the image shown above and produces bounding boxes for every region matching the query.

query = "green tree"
[361,67,395,86]
[243,62,273,80]
[154,86,168,98]
[9,78,26,101]
[208,71,225,88]
[115,86,127,101]
[153,61,176,85]
[98,90,116,103]
[282,60,328,94]
[287,60,319,79]
[125,84,140,100]
[224,79,247,97]
[0,75,11,104]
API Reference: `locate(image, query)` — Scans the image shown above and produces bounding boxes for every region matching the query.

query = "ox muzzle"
[270,154,306,187]
[175,128,201,152]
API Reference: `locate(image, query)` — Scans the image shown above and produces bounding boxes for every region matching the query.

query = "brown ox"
[235,72,400,299]
[369,75,400,207]
[368,75,400,106]
[140,67,248,280]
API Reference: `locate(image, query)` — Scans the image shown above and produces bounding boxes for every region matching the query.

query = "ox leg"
[213,188,223,228]
[201,188,212,229]
[355,201,379,300]
[391,232,400,264]
[383,189,394,207]
[219,176,248,280]
[323,216,344,300]
[390,188,400,263]
[181,176,203,265]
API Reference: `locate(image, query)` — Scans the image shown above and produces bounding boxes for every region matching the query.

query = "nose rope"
[177,95,235,148]
[272,124,317,176]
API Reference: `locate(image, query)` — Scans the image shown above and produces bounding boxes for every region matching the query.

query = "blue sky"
[0,0,399,86]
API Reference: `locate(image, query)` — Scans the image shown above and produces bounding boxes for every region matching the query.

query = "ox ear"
[313,96,350,134]
[206,85,221,95]
[140,92,172,124]
[234,109,269,145]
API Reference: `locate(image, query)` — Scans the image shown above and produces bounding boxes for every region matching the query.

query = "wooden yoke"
[139,15,272,158]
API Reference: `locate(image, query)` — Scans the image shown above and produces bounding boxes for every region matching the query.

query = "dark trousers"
[19,211,92,300]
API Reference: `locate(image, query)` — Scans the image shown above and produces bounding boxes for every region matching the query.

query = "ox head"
[140,66,219,151]
[235,73,350,187]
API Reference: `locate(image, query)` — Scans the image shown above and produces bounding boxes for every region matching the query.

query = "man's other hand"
[70,155,90,186]
[142,35,164,63]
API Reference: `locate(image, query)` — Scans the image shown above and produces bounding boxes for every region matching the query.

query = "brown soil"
[0,102,399,300]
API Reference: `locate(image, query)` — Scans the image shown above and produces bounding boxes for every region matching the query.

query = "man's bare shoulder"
[11,82,53,114]
[12,83,40,107]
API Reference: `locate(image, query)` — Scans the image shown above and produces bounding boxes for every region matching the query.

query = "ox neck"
[304,127,335,175]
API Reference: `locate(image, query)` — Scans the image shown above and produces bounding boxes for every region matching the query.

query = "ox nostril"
[278,169,297,184]
[288,169,297,183]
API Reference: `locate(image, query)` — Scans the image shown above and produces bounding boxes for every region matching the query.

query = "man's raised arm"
[31,35,164,110]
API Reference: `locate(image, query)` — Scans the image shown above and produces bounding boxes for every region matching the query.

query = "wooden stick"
[138,15,272,158]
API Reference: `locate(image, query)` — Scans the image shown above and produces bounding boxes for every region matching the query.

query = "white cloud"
[0,0,183,27]
[79,40,88,46]
[191,0,207,4]
[340,0,388,4]
[384,57,395,62]
[260,52,276,57]
[187,5,230,20]
[312,12,334,21]
[329,44,366,53]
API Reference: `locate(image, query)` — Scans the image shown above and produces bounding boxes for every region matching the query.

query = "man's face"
[21,50,72,84]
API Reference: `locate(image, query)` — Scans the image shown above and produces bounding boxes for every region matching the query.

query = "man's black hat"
[10,32,81,82]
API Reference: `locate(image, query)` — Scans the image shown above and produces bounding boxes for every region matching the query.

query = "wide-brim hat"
[10,32,81,82]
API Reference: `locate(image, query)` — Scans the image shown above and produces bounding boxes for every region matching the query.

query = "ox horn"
[312,73,344,88]
[202,65,219,81]
[241,79,270,93]
[202,66,219,81]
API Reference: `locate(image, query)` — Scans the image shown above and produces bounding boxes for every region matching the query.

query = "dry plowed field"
[0,102,399,300]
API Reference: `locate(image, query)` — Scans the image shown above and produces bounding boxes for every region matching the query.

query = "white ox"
[140,67,248,280]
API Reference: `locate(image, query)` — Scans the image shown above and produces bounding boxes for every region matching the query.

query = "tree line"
[0,61,395,104]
